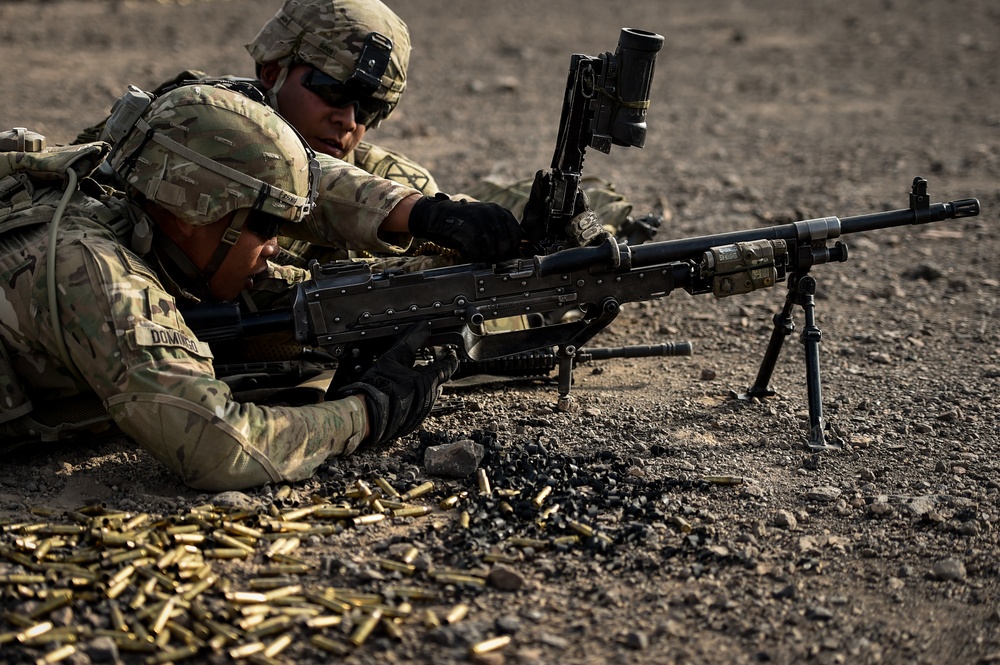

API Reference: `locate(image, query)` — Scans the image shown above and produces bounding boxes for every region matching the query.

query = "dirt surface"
[1,0,999,664]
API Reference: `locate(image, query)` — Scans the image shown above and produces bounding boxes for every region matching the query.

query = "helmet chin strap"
[153,208,252,302]
[265,58,294,110]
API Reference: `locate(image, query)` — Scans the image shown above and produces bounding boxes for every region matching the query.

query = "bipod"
[738,271,840,451]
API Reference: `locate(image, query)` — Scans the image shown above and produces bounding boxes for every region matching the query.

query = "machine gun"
[524,27,664,254]
[187,177,979,450]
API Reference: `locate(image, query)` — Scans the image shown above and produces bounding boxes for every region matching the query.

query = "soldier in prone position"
[0,85,518,491]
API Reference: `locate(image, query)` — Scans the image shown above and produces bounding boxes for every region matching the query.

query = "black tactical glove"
[409,193,522,262]
[334,325,459,446]
[521,170,609,252]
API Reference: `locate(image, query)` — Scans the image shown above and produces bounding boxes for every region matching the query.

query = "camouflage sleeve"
[352,141,440,196]
[284,153,419,255]
[57,235,368,491]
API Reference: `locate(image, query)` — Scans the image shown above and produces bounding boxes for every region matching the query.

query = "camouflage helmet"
[246,0,410,124]
[111,83,319,228]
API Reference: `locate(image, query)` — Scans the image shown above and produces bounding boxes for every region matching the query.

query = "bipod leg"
[555,344,577,412]
[738,279,798,401]
[796,276,837,451]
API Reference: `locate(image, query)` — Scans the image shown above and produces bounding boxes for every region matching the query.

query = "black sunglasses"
[299,69,389,126]
[244,211,284,240]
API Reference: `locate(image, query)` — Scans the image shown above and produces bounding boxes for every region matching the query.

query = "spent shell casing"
[432,573,487,587]
[392,506,432,518]
[459,511,470,529]
[305,615,342,629]
[567,519,594,538]
[258,564,310,576]
[145,644,198,664]
[476,469,491,495]
[262,632,293,658]
[226,591,268,604]
[349,609,383,646]
[221,521,262,540]
[383,586,436,601]
[445,603,469,624]
[471,635,512,654]
[400,546,420,565]
[22,641,73,665]
[228,641,265,659]
[670,515,692,533]
[35,643,76,664]
[374,476,400,497]
[438,495,461,510]
[352,514,385,526]
[279,505,319,522]
[533,486,552,507]
[262,585,302,602]
[108,603,129,633]
[203,548,251,560]
[482,553,519,564]
[508,537,548,549]
[274,485,292,501]
[400,481,434,501]
[17,621,54,642]
[377,558,416,575]
[313,507,359,519]
[701,475,745,485]
[247,615,293,639]
[150,597,177,635]
[310,635,350,656]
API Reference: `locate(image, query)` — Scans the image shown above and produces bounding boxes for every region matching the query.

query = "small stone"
[623,630,649,650]
[488,564,525,591]
[700,368,717,381]
[774,510,798,530]
[423,440,485,477]
[85,636,120,663]
[212,491,253,509]
[806,606,834,621]
[538,633,570,649]
[805,486,842,502]
[931,558,967,581]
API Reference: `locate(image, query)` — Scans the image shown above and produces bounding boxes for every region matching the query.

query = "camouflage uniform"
[0,86,427,491]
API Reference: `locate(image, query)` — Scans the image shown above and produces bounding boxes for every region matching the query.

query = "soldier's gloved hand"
[520,170,609,252]
[334,325,459,446]
[409,193,522,262]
